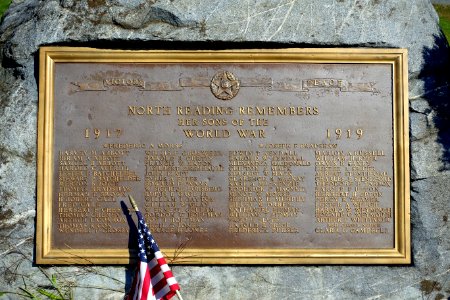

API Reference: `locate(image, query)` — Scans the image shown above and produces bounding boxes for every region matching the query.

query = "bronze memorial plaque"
[37,47,410,264]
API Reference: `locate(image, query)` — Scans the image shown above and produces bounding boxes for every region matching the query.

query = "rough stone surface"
[0,0,449,299]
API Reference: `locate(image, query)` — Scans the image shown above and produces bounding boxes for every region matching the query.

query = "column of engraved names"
[58,150,90,233]
[264,150,308,233]
[314,150,392,234]
[228,151,267,233]
[58,149,141,234]
[144,150,223,233]
[346,151,392,234]
[228,150,308,234]
[90,149,140,233]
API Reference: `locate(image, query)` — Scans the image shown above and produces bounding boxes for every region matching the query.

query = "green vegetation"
[0,253,75,300]
[0,0,11,18]
[434,4,450,43]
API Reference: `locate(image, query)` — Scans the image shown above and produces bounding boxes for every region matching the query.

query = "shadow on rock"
[419,33,450,170]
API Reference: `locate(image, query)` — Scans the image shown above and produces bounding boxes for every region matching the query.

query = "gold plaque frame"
[37,47,410,264]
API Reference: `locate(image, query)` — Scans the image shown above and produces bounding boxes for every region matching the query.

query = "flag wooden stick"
[128,195,185,300]
[175,290,184,300]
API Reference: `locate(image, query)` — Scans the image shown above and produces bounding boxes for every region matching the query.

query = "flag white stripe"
[147,288,156,300]
[154,251,164,259]
[160,264,170,273]
[166,277,178,286]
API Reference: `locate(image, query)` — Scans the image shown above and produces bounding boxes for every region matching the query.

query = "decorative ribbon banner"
[271,78,379,94]
[71,77,378,94]
[71,81,107,92]
[301,78,379,94]
[179,77,272,87]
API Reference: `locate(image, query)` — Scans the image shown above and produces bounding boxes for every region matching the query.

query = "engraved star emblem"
[210,71,240,100]
[215,79,233,96]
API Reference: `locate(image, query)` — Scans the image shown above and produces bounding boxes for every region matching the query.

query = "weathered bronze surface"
[37,48,410,264]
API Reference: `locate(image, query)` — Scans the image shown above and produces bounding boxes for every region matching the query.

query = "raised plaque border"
[37,47,410,264]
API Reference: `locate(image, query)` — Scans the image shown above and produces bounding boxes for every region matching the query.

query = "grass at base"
[434,4,450,43]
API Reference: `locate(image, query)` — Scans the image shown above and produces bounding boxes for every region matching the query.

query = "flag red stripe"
[149,261,161,278]
[141,264,151,300]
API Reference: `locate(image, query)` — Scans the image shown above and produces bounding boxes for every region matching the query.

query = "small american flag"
[127,210,180,300]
